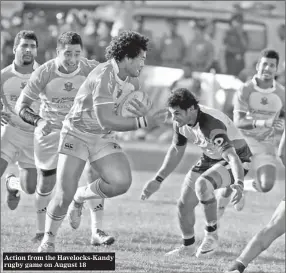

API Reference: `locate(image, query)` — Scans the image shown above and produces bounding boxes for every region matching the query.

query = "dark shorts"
[191,145,252,183]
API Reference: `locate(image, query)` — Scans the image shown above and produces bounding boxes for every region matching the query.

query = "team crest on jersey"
[260,97,268,105]
[63,82,75,92]
[20,82,27,89]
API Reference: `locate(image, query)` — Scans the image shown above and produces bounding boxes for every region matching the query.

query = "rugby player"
[217,49,285,218]
[226,129,285,273]
[140,88,252,257]
[1,30,39,210]
[37,30,166,252]
[16,31,113,245]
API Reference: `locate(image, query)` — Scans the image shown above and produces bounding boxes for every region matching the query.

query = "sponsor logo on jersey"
[64,143,74,149]
[20,82,27,89]
[260,97,268,105]
[63,82,75,92]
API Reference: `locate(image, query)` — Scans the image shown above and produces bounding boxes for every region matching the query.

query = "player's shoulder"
[1,64,13,78]
[34,59,57,74]
[80,58,99,71]
[88,60,114,80]
[199,105,228,131]
[275,81,285,92]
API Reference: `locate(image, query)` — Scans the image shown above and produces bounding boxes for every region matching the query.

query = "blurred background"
[1,1,285,142]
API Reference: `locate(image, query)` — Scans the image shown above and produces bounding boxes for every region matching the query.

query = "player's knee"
[54,191,74,209]
[25,183,36,194]
[178,194,198,214]
[109,176,132,197]
[256,177,275,192]
[38,168,57,192]
[195,177,214,202]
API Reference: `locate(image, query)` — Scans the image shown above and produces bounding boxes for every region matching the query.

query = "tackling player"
[1,30,39,210]
[140,88,252,257]
[37,30,166,252]
[16,31,113,246]
[217,49,285,218]
[226,129,285,273]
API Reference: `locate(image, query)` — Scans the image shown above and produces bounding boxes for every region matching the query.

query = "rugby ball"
[117,90,152,117]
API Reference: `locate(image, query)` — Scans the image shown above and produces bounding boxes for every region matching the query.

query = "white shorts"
[58,123,123,162]
[245,136,278,168]
[1,124,35,169]
[34,129,61,170]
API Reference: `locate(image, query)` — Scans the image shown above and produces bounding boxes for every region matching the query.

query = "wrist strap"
[253,120,265,128]
[236,180,244,190]
[136,116,148,129]
[155,175,164,183]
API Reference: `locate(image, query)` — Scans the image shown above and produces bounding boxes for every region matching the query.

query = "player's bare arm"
[141,124,187,200]
[221,146,245,205]
[16,92,52,135]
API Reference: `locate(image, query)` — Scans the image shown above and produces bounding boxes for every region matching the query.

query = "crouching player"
[226,129,285,273]
[141,88,252,257]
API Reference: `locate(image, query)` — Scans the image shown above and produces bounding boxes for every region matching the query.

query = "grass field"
[1,142,285,273]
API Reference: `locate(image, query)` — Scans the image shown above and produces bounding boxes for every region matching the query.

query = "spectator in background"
[159,18,185,68]
[184,19,215,73]
[170,63,202,100]
[32,10,52,64]
[93,20,113,62]
[223,13,248,77]
[133,16,159,66]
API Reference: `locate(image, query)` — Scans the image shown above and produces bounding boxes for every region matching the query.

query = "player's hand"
[141,179,161,200]
[127,98,152,117]
[1,111,11,126]
[36,119,53,136]
[272,119,284,131]
[146,108,169,129]
[230,183,244,205]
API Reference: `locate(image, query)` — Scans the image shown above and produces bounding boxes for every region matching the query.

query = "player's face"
[126,50,146,77]
[13,38,37,65]
[57,44,82,73]
[169,106,194,127]
[256,57,278,81]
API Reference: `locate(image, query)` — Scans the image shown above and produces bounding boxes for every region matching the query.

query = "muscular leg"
[228,201,285,273]
[40,154,86,248]
[34,169,57,236]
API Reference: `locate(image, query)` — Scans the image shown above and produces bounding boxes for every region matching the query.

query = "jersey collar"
[187,107,201,128]
[11,61,39,78]
[110,58,128,85]
[251,76,276,94]
[54,58,81,78]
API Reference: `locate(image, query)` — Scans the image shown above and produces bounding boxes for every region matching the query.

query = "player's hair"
[259,49,280,66]
[14,30,38,48]
[105,30,149,62]
[57,31,83,49]
[168,88,199,110]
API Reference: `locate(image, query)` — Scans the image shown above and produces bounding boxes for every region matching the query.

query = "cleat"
[234,192,246,212]
[224,271,240,273]
[67,200,84,229]
[5,174,20,210]
[91,229,115,246]
[217,195,231,220]
[38,242,55,252]
[196,231,218,257]
[31,233,45,243]
[165,244,196,257]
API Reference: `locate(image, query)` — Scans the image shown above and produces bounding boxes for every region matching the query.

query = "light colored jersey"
[1,62,40,132]
[65,59,140,135]
[234,76,285,140]
[21,57,98,129]
[173,105,248,160]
